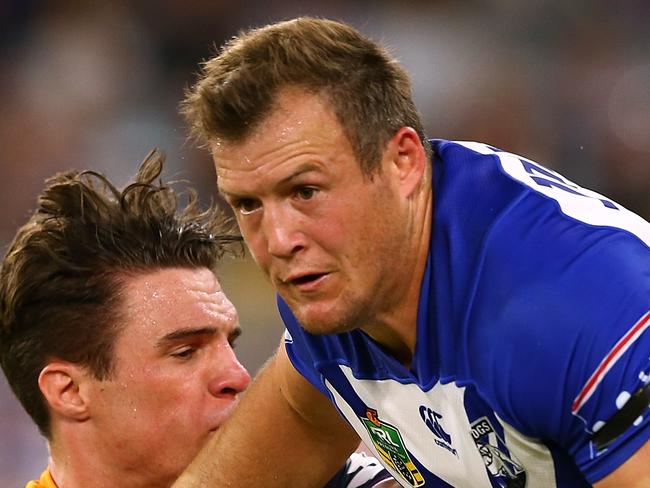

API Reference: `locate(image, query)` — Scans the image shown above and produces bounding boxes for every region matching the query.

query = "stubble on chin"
[289,296,369,336]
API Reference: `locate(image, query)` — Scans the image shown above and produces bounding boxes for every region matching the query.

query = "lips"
[208,398,240,433]
[290,273,326,285]
[279,271,330,292]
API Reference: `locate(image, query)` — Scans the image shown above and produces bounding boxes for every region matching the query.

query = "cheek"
[343,211,398,272]
[123,387,207,451]
[310,201,350,245]
[314,219,345,250]
[115,370,194,418]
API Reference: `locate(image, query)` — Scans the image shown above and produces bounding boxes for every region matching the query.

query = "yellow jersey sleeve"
[25,469,57,488]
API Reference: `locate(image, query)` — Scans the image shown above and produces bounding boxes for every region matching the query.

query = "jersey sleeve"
[573,311,650,483]
[467,146,650,483]
[323,452,394,488]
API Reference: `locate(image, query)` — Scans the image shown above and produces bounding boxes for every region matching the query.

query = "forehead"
[117,267,238,339]
[210,88,351,183]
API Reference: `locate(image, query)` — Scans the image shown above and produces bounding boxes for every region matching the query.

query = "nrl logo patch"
[361,408,425,487]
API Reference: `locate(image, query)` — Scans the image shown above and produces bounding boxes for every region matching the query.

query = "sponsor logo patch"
[419,405,458,457]
[361,408,425,487]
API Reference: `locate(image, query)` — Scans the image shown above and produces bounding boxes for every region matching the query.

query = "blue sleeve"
[470,190,650,483]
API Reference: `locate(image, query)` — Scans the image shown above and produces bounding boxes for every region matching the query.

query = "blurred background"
[1,0,649,484]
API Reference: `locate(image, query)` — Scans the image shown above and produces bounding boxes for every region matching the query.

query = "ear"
[38,362,91,422]
[385,127,428,198]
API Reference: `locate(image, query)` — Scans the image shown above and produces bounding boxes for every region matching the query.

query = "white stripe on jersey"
[498,414,558,488]
[454,141,650,247]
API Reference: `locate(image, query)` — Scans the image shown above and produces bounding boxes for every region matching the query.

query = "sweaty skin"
[172,88,431,486]
[44,268,250,488]
[213,88,432,363]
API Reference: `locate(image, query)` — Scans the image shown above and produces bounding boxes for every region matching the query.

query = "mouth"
[290,273,327,285]
[281,271,329,292]
[208,399,240,434]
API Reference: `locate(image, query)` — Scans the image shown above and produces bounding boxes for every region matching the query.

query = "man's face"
[212,88,411,334]
[84,267,250,486]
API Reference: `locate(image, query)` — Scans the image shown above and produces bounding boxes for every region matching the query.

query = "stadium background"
[1,1,649,483]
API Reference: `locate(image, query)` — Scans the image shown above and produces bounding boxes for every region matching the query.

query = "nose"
[262,204,305,258]
[207,345,251,398]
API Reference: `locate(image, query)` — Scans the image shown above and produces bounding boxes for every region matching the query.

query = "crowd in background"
[1,1,649,484]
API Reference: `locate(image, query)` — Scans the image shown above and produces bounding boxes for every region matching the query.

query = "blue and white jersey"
[282,140,650,487]
[325,452,394,488]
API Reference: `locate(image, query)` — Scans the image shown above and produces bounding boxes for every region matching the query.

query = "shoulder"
[434,140,650,249]
[25,469,57,488]
[450,142,650,428]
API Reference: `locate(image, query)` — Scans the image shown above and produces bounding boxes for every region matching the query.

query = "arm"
[173,343,360,487]
[593,440,650,488]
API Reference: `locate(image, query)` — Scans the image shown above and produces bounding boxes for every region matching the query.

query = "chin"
[302,323,344,335]
[166,450,200,479]
[296,311,356,335]
[287,295,365,335]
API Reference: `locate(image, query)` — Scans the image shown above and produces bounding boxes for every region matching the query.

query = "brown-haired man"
[0,151,395,488]
[177,16,650,487]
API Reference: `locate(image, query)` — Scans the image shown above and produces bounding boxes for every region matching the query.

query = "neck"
[48,432,172,488]
[362,185,433,367]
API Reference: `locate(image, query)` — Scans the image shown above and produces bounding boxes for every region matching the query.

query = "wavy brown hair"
[0,150,242,437]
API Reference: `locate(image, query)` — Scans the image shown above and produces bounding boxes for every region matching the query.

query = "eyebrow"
[219,162,322,199]
[155,326,220,349]
[276,163,322,186]
[158,325,243,345]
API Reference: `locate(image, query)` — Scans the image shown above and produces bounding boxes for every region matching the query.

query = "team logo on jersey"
[419,405,458,456]
[361,408,425,487]
[470,417,527,487]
